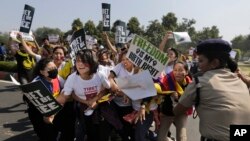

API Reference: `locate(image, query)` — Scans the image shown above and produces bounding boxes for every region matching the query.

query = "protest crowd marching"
[2,3,250,141]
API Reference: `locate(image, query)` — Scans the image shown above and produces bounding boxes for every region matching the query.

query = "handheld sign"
[115,20,127,44]
[115,71,156,100]
[173,32,191,45]
[69,28,87,65]
[19,80,62,116]
[126,35,168,78]
[20,4,35,33]
[10,30,34,42]
[48,34,60,43]
[102,3,111,31]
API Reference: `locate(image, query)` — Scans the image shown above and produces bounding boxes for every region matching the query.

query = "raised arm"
[103,32,117,54]
[159,31,173,51]
[17,33,38,58]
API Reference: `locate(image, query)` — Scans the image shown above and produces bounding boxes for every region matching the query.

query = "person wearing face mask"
[27,58,60,141]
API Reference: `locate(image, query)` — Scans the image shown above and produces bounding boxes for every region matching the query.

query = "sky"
[1,0,250,42]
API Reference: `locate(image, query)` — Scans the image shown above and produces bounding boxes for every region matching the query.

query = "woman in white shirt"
[55,49,111,141]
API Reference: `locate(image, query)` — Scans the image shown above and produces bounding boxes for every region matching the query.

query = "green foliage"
[0,33,9,45]
[232,49,241,61]
[33,27,63,44]
[71,18,84,31]
[127,17,144,35]
[144,20,165,46]
[161,12,178,31]
[84,20,97,36]
[0,61,17,72]
[231,35,250,57]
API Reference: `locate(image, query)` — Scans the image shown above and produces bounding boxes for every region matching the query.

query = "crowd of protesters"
[4,30,250,141]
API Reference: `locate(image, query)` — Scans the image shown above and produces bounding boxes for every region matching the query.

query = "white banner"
[10,30,34,41]
[115,71,156,100]
[173,32,191,45]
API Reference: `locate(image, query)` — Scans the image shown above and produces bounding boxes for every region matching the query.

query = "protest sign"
[69,28,87,65]
[102,3,111,31]
[126,35,168,78]
[173,32,191,45]
[115,20,127,44]
[20,4,35,33]
[115,71,156,100]
[19,80,62,116]
[48,34,60,43]
[10,30,34,42]
[19,81,62,116]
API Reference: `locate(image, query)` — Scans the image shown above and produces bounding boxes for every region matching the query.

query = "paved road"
[0,81,38,141]
[0,80,200,141]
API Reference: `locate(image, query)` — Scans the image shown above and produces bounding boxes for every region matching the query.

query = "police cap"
[196,39,231,54]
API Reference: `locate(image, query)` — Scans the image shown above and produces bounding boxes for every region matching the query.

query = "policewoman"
[173,39,250,141]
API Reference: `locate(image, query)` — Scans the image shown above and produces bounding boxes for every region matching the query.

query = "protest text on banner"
[20,4,35,33]
[20,81,62,116]
[126,35,168,78]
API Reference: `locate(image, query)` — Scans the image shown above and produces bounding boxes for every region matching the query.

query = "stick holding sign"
[20,4,35,33]
[19,80,62,117]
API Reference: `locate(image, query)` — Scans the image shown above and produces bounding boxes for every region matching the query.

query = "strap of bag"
[193,75,202,119]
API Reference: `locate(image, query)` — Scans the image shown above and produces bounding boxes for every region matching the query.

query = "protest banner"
[19,80,62,116]
[173,32,191,45]
[114,20,127,44]
[20,4,35,33]
[69,28,87,65]
[10,30,34,42]
[102,3,111,31]
[48,34,60,43]
[126,35,168,78]
[115,71,156,100]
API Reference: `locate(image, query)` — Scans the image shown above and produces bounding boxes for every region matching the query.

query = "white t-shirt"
[98,64,114,78]
[62,72,110,100]
[111,63,134,107]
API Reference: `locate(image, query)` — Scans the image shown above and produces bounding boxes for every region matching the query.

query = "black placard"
[20,4,35,33]
[19,80,62,116]
[102,3,111,31]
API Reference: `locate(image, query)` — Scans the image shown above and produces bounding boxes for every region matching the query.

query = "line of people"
[8,31,250,141]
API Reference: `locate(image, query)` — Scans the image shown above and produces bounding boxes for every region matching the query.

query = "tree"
[33,27,63,44]
[162,12,178,31]
[71,18,84,32]
[193,26,221,43]
[144,20,166,46]
[127,17,144,35]
[0,32,9,45]
[84,20,97,36]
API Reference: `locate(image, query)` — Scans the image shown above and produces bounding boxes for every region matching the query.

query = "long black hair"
[33,58,54,79]
[75,49,99,75]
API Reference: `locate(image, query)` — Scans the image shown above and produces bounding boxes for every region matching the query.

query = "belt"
[201,136,218,141]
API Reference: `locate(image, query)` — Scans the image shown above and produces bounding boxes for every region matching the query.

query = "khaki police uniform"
[179,69,250,141]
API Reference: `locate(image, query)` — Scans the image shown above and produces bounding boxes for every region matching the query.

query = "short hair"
[76,49,99,75]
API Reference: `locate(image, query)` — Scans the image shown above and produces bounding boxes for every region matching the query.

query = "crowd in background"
[2,30,250,141]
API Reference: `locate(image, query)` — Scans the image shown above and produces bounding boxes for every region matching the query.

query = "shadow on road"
[3,130,38,141]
